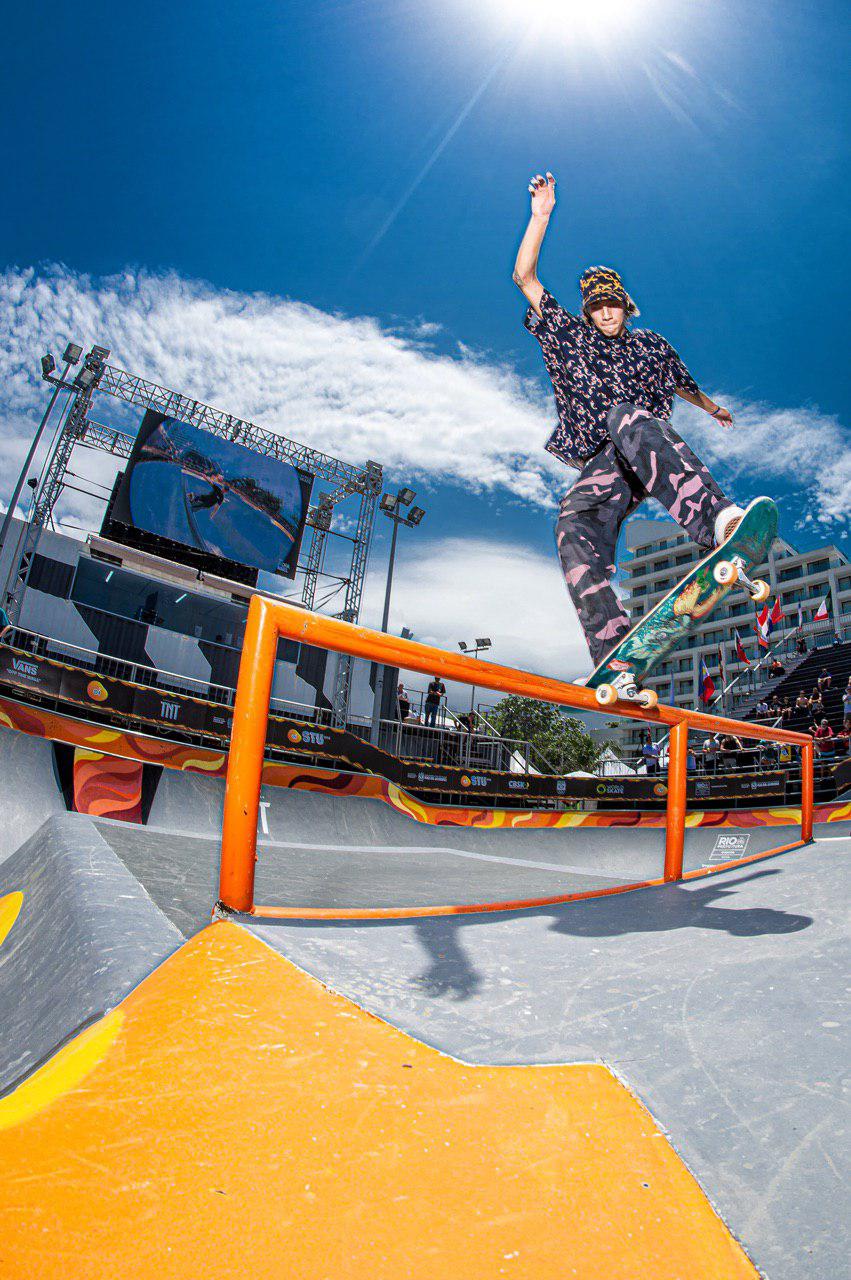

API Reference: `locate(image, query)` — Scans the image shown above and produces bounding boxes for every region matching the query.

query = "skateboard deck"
[586,497,779,707]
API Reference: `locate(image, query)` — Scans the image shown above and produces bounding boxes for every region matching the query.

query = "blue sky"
[0,0,848,679]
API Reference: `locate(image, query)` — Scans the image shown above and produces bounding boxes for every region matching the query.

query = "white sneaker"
[714,504,745,546]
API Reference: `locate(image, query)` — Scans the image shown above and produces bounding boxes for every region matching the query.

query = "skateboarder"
[513,172,746,682]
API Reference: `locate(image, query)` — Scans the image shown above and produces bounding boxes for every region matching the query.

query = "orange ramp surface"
[0,921,757,1279]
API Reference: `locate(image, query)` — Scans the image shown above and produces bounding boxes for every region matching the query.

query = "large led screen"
[103,410,314,582]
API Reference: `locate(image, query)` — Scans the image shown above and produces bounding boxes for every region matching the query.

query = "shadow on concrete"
[257,866,813,1006]
[541,869,813,941]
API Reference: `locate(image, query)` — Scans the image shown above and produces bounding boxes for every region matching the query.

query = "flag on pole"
[796,601,803,631]
[755,604,770,649]
[698,657,715,704]
[814,596,830,622]
[768,598,783,635]
[734,628,750,665]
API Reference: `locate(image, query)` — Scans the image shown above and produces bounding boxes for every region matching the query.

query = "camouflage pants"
[555,402,729,667]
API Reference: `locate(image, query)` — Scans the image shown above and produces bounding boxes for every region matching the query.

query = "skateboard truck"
[712,555,770,602]
[594,675,659,710]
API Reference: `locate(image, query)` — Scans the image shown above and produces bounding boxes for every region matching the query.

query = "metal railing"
[217,597,814,919]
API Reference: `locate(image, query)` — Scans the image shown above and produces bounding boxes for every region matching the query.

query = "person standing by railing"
[423,676,446,729]
[639,731,660,775]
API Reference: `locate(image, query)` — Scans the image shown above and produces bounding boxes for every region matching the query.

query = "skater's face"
[586,299,626,336]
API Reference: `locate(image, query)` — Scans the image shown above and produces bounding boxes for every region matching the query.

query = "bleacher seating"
[745,640,851,761]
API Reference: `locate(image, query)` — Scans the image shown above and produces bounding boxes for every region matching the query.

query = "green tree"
[488,695,607,774]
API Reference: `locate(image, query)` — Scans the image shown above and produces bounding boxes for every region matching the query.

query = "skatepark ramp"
[217,597,815,919]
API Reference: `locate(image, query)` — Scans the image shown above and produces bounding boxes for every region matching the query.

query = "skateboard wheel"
[638,689,659,710]
[595,683,618,707]
[749,579,770,603]
[713,560,738,586]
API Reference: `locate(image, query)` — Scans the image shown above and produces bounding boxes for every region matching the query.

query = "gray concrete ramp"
[0,725,65,865]
[0,814,183,1093]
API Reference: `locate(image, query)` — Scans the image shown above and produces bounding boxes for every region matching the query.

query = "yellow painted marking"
[0,1010,123,1132]
[0,891,23,948]
[87,729,123,745]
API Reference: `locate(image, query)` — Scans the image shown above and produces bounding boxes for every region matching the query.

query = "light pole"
[369,487,425,745]
[0,342,84,557]
[458,638,492,718]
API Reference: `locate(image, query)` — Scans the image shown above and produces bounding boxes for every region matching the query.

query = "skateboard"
[587,496,778,709]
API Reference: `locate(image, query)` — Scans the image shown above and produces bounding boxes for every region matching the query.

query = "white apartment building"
[618,516,851,750]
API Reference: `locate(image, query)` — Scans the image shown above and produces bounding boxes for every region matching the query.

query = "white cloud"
[673,397,851,535]
[360,535,590,692]
[0,264,561,517]
[0,263,847,546]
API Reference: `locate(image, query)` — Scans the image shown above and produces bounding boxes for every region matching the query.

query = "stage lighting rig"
[458,637,492,718]
[74,344,111,391]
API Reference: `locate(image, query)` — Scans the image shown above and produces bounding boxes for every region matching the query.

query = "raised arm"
[512,172,556,317]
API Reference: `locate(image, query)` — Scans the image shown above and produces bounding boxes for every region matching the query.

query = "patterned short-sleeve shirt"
[524,289,700,468]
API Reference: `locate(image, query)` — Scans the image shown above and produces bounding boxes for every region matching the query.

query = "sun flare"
[477,0,652,40]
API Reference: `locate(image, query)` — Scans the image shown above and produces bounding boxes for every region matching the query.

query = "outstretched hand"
[711,405,734,428]
[529,172,556,218]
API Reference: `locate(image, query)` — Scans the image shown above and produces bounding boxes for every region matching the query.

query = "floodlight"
[407,506,425,526]
[476,638,492,648]
[397,487,416,507]
[458,641,468,651]
[74,367,97,389]
[89,344,111,364]
[401,626,414,640]
[63,342,83,365]
[26,477,38,490]
[40,354,56,379]
[379,492,396,512]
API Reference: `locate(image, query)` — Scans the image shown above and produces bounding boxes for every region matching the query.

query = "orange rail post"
[664,720,689,882]
[800,738,814,843]
[219,595,278,912]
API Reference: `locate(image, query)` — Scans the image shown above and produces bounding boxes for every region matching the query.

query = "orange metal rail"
[218,595,815,917]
